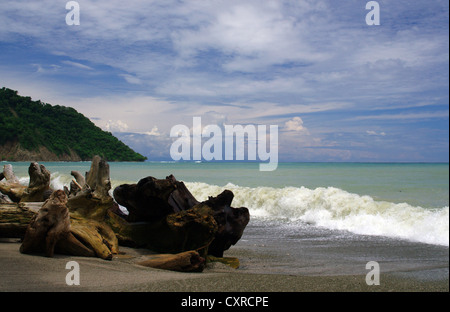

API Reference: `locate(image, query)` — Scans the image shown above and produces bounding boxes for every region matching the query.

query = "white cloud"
[61,60,93,70]
[284,117,308,133]
[104,120,129,132]
[144,126,160,136]
[120,74,142,85]
[172,1,329,72]
[366,130,386,136]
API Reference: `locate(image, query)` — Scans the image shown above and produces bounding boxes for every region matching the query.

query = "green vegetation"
[0,87,147,161]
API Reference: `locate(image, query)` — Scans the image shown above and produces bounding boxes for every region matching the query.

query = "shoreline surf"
[5,161,449,247]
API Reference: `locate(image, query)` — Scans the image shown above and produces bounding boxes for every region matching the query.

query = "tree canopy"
[0,87,147,161]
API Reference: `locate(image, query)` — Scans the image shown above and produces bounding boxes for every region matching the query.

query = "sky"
[0,0,448,162]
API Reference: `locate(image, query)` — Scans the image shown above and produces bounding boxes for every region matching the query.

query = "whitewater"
[186,182,449,247]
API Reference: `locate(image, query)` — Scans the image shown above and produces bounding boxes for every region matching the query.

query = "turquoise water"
[23,161,446,208]
[3,161,449,246]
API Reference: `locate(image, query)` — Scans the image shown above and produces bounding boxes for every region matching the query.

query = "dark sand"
[0,237,448,292]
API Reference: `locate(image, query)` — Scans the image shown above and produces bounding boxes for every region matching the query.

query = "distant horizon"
[2,159,449,165]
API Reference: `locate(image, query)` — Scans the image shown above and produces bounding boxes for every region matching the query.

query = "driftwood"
[0,202,40,238]
[67,156,113,221]
[20,190,70,257]
[1,157,118,260]
[113,175,199,222]
[106,203,217,255]
[136,250,205,272]
[1,156,249,269]
[207,255,240,269]
[0,163,52,202]
[113,175,249,257]
[64,156,119,259]
[20,190,94,258]
[0,164,25,202]
[200,190,250,257]
[0,191,13,203]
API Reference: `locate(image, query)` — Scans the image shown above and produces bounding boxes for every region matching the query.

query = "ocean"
[5,161,449,279]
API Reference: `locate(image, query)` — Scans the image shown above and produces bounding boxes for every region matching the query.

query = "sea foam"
[186,182,449,247]
[19,172,449,247]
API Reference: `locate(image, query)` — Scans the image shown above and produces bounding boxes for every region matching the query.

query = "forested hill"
[0,87,147,161]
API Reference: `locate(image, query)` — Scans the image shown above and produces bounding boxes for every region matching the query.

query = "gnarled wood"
[20,190,72,257]
[1,157,249,263]
[0,162,52,203]
[106,203,217,255]
[0,202,40,238]
[113,174,198,222]
[67,155,113,221]
[21,162,52,202]
[69,216,118,260]
[0,191,13,204]
[200,190,250,257]
[113,175,249,257]
[0,164,25,202]
[62,156,119,259]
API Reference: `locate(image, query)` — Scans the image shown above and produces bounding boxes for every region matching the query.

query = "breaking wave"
[185,182,449,247]
[25,172,448,247]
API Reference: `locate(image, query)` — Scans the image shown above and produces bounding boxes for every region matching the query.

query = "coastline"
[1,161,448,293]
[1,239,448,292]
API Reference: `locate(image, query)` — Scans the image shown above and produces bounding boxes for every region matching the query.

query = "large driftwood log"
[113,175,249,257]
[113,174,199,222]
[0,202,40,238]
[106,203,217,255]
[110,174,218,254]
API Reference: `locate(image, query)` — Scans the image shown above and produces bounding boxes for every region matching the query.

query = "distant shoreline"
[2,160,449,164]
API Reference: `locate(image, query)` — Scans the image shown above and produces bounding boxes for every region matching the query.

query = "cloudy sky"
[0,0,448,162]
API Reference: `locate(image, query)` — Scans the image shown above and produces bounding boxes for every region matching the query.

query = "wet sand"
[0,239,448,292]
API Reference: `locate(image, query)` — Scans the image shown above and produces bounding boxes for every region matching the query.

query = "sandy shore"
[0,239,448,292]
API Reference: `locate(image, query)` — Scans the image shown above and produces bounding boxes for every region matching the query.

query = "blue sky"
[0,0,448,162]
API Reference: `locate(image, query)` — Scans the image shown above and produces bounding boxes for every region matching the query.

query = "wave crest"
[28,172,449,247]
[186,182,449,247]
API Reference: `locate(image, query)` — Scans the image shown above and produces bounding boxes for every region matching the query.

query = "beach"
[0,237,447,292]
[1,219,448,292]
[1,162,448,293]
